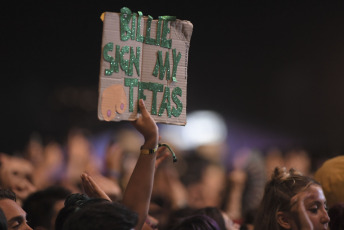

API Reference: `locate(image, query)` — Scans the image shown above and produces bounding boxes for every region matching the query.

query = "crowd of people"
[0,99,343,229]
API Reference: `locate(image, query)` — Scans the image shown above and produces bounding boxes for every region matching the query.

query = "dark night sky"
[2,1,344,158]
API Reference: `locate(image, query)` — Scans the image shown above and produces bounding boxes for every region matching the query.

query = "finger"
[156,146,167,156]
[156,151,169,160]
[85,175,96,190]
[81,174,93,192]
[81,173,87,181]
[138,99,150,117]
[86,174,111,200]
[81,174,90,187]
[86,174,99,188]
[156,154,169,167]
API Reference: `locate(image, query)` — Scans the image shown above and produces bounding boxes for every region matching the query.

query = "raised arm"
[122,99,159,230]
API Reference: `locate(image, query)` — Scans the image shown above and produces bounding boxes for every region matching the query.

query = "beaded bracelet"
[140,145,159,155]
[140,143,177,163]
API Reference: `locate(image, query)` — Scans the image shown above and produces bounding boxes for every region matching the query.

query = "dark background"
[2,1,344,158]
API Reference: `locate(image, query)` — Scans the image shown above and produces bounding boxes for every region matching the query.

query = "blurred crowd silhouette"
[0,110,343,230]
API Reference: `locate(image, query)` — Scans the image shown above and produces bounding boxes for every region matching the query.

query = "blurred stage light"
[159,110,227,151]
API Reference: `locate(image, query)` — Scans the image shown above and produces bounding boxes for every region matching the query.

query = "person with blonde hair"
[254,167,330,230]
